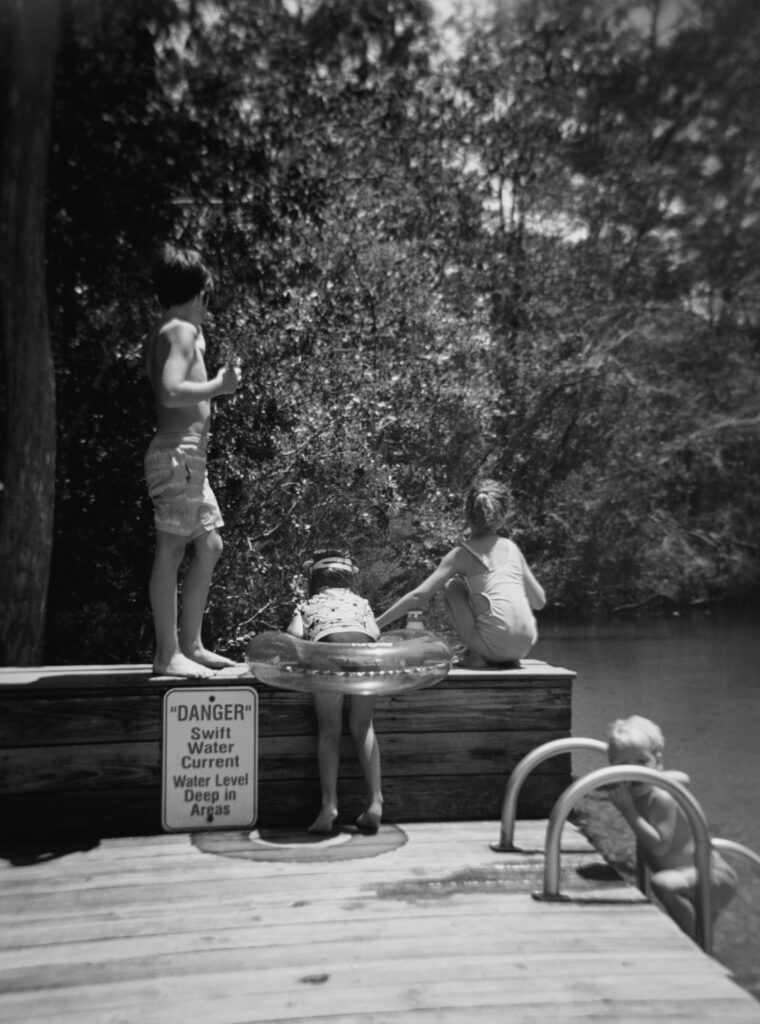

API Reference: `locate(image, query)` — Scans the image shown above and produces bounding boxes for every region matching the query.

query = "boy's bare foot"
[153,653,215,679]
[182,646,236,670]
[308,807,338,834]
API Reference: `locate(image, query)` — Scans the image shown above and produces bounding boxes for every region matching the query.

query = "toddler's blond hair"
[607,715,665,758]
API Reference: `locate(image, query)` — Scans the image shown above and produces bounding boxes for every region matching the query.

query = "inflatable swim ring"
[245,628,453,696]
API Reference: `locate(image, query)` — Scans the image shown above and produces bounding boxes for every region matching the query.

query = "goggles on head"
[309,555,358,575]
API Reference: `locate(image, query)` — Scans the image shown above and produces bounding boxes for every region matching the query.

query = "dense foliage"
[43,0,760,662]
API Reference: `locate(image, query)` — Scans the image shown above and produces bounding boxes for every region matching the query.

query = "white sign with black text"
[162,686,258,832]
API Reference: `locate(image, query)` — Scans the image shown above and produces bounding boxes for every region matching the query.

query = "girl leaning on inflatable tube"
[246,550,452,834]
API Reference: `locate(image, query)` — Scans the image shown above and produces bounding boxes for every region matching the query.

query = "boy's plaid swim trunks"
[144,432,223,539]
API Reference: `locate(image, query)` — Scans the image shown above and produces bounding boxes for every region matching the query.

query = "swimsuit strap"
[460,539,511,571]
[459,541,489,567]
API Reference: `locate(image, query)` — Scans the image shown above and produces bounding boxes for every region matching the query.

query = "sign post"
[162,686,258,832]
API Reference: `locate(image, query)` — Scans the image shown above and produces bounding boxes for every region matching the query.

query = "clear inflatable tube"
[245,629,453,696]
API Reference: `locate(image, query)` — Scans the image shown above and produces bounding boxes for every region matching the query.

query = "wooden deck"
[1,820,758,1023]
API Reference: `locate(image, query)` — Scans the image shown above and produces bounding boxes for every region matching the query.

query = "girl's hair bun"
[465,479,509,532]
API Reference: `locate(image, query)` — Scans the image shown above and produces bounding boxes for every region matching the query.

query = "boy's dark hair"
[307,548,358,597]
[152,244,213,308]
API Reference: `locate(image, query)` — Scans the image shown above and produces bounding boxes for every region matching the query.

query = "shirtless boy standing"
[143,245,241,677]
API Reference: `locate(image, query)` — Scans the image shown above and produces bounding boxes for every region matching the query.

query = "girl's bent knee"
[444,577,467,597]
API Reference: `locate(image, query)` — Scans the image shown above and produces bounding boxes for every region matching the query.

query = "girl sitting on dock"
[287,550,383,834]
[376,479,545,667]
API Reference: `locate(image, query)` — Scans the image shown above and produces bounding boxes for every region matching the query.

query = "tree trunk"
[0,0,61,665]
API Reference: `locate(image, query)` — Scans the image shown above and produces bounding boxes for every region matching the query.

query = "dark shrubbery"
[42,0,760,662]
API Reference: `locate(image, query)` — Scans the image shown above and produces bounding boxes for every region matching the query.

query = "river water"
[534,609,760,1001]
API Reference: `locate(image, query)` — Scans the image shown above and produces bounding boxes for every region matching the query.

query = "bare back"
[144,317,211,436]
[456,534,546,612]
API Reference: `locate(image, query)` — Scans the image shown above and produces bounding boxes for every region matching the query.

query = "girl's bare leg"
[443,577,492,666]
[179,529,235,669]
[150,531,213,678]
[348,695,383,829]
[310,692,344,833]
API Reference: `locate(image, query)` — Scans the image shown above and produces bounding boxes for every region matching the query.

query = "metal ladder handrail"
[538,766,715,954]
[491,737,760,956]
[490,737,608,852]
[711,837,760,873]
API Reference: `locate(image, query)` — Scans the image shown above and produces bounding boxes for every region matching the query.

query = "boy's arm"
[160,321,239,407]
[375,548,461,629]
[609,785,678,859]
[286,611,305,638]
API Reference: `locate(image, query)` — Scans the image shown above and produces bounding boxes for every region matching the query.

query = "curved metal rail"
[711,838,760,873]
[538,766,715,954]
[490,737,608,852]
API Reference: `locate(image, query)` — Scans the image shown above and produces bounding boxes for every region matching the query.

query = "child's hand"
[216,363,242,395]
[606,782,636,816]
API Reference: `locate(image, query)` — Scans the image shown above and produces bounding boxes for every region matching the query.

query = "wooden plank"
[3,898,666,941]
[263,731,569,782]
[0,949,756,1024]
[284,1010,758,1024]
[0,730,568,793]
[0,689,319,745]
[0,741,161,792]
[375,686,570,731]
[439,663,575,685]
[0,661,575,688]
[0,659,577,708]
[0,686,569,747]
[0,694,164,745]
[0,858,615,915]
[182,1009,756,1024]
[0,944,722,989]
[0,818,592,882]
[0,857,611,905]
[0,910,682,954]
[0,772,566,838]
[0,819,586,876]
